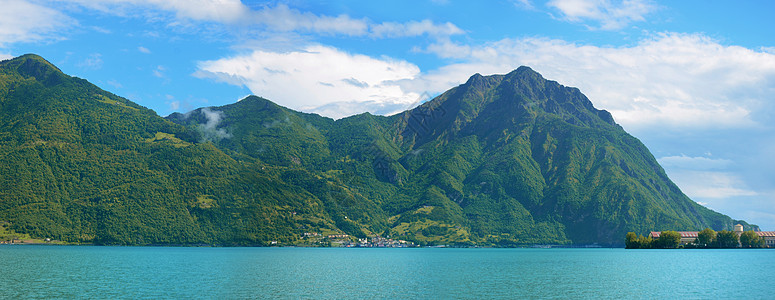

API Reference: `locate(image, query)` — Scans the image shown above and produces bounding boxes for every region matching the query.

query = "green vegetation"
[686,228,742,249]
[696,228,717,247]
[654,231,681,249]
[625,231,679,249]
[0,54,345,246]
[627,228,769,249]
[740,230,765,248]
[624,232,656,249]
[0,54,751,247]
[0,221,32,241]
[717,230,739,248]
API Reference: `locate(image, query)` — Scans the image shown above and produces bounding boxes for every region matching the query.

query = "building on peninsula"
[649,224,775,247]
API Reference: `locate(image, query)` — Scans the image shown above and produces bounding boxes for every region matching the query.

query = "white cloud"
[742,208,775,230]
[190,31,763,128]
[547,0,657,30]
[249,4,463,38]
[370,20,464,38]
[194,45,422,119]
[152,65,167,78]
[251,4,368,36]
[61,0,250,24]
[511,0,535,10]
[310,100,424,120]
[56,2,462,39]
[658,155,733,171]
[138,46,151,54]
[106,79,123,88]
[91,26,112,34]
[419,33,775,130]
[667,170,758,199]
[78,53,103,70]
[198,107,232,141]
[657,153,771,226]
[169,100,180,111]
[0,0,74,46]
[657,154,757,201]
[154,0,249,23]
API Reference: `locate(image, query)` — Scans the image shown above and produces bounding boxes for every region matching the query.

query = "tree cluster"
[739,230,766,248]
[627,228,768,249]
[685,228,765,248]
[625,231,680,249]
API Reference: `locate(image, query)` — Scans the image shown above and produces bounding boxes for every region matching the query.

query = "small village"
[0,238,57,245]
[300,232,416,248]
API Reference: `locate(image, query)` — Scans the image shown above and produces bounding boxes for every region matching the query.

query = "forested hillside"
[0,54,749,246]
[0,54,360,245]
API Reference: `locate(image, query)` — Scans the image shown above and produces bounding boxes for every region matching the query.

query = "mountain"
[0,54,750,246]
[168,67,747,245]
[380,68,739,245]
[0,54,359,245]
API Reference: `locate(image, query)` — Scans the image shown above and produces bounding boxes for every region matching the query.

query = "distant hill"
[0,54,751,246]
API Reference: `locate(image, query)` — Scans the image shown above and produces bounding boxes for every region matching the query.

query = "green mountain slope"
[376,67,739,245]
[0,54,356,245]
[0,54,749,246]
[167,66,746,246]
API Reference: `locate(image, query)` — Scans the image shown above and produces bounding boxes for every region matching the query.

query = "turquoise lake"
[1,246,773,299]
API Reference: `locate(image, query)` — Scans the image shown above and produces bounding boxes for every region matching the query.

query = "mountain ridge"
[0,54,755,246]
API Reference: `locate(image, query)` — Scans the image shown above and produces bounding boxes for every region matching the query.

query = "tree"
[696,228,717,248]
[656,231,681,249]
[716,230,739,248]
[637,235,653,249]
[625,232,639,249]
[740,231,764,248]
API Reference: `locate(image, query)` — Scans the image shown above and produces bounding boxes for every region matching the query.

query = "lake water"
[1,246,773,299]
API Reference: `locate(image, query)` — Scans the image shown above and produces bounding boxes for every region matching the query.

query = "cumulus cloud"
[193,32,775,128]
[194,45,422,119]
[0,0,74,46]
[420,32,775,130]
[547,0,657,30]
[55,1,462,39]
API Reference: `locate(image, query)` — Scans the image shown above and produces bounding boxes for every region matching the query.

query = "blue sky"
[2,0,775,230]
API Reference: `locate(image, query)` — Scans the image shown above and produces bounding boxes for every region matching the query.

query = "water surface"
[1,246,772,299]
